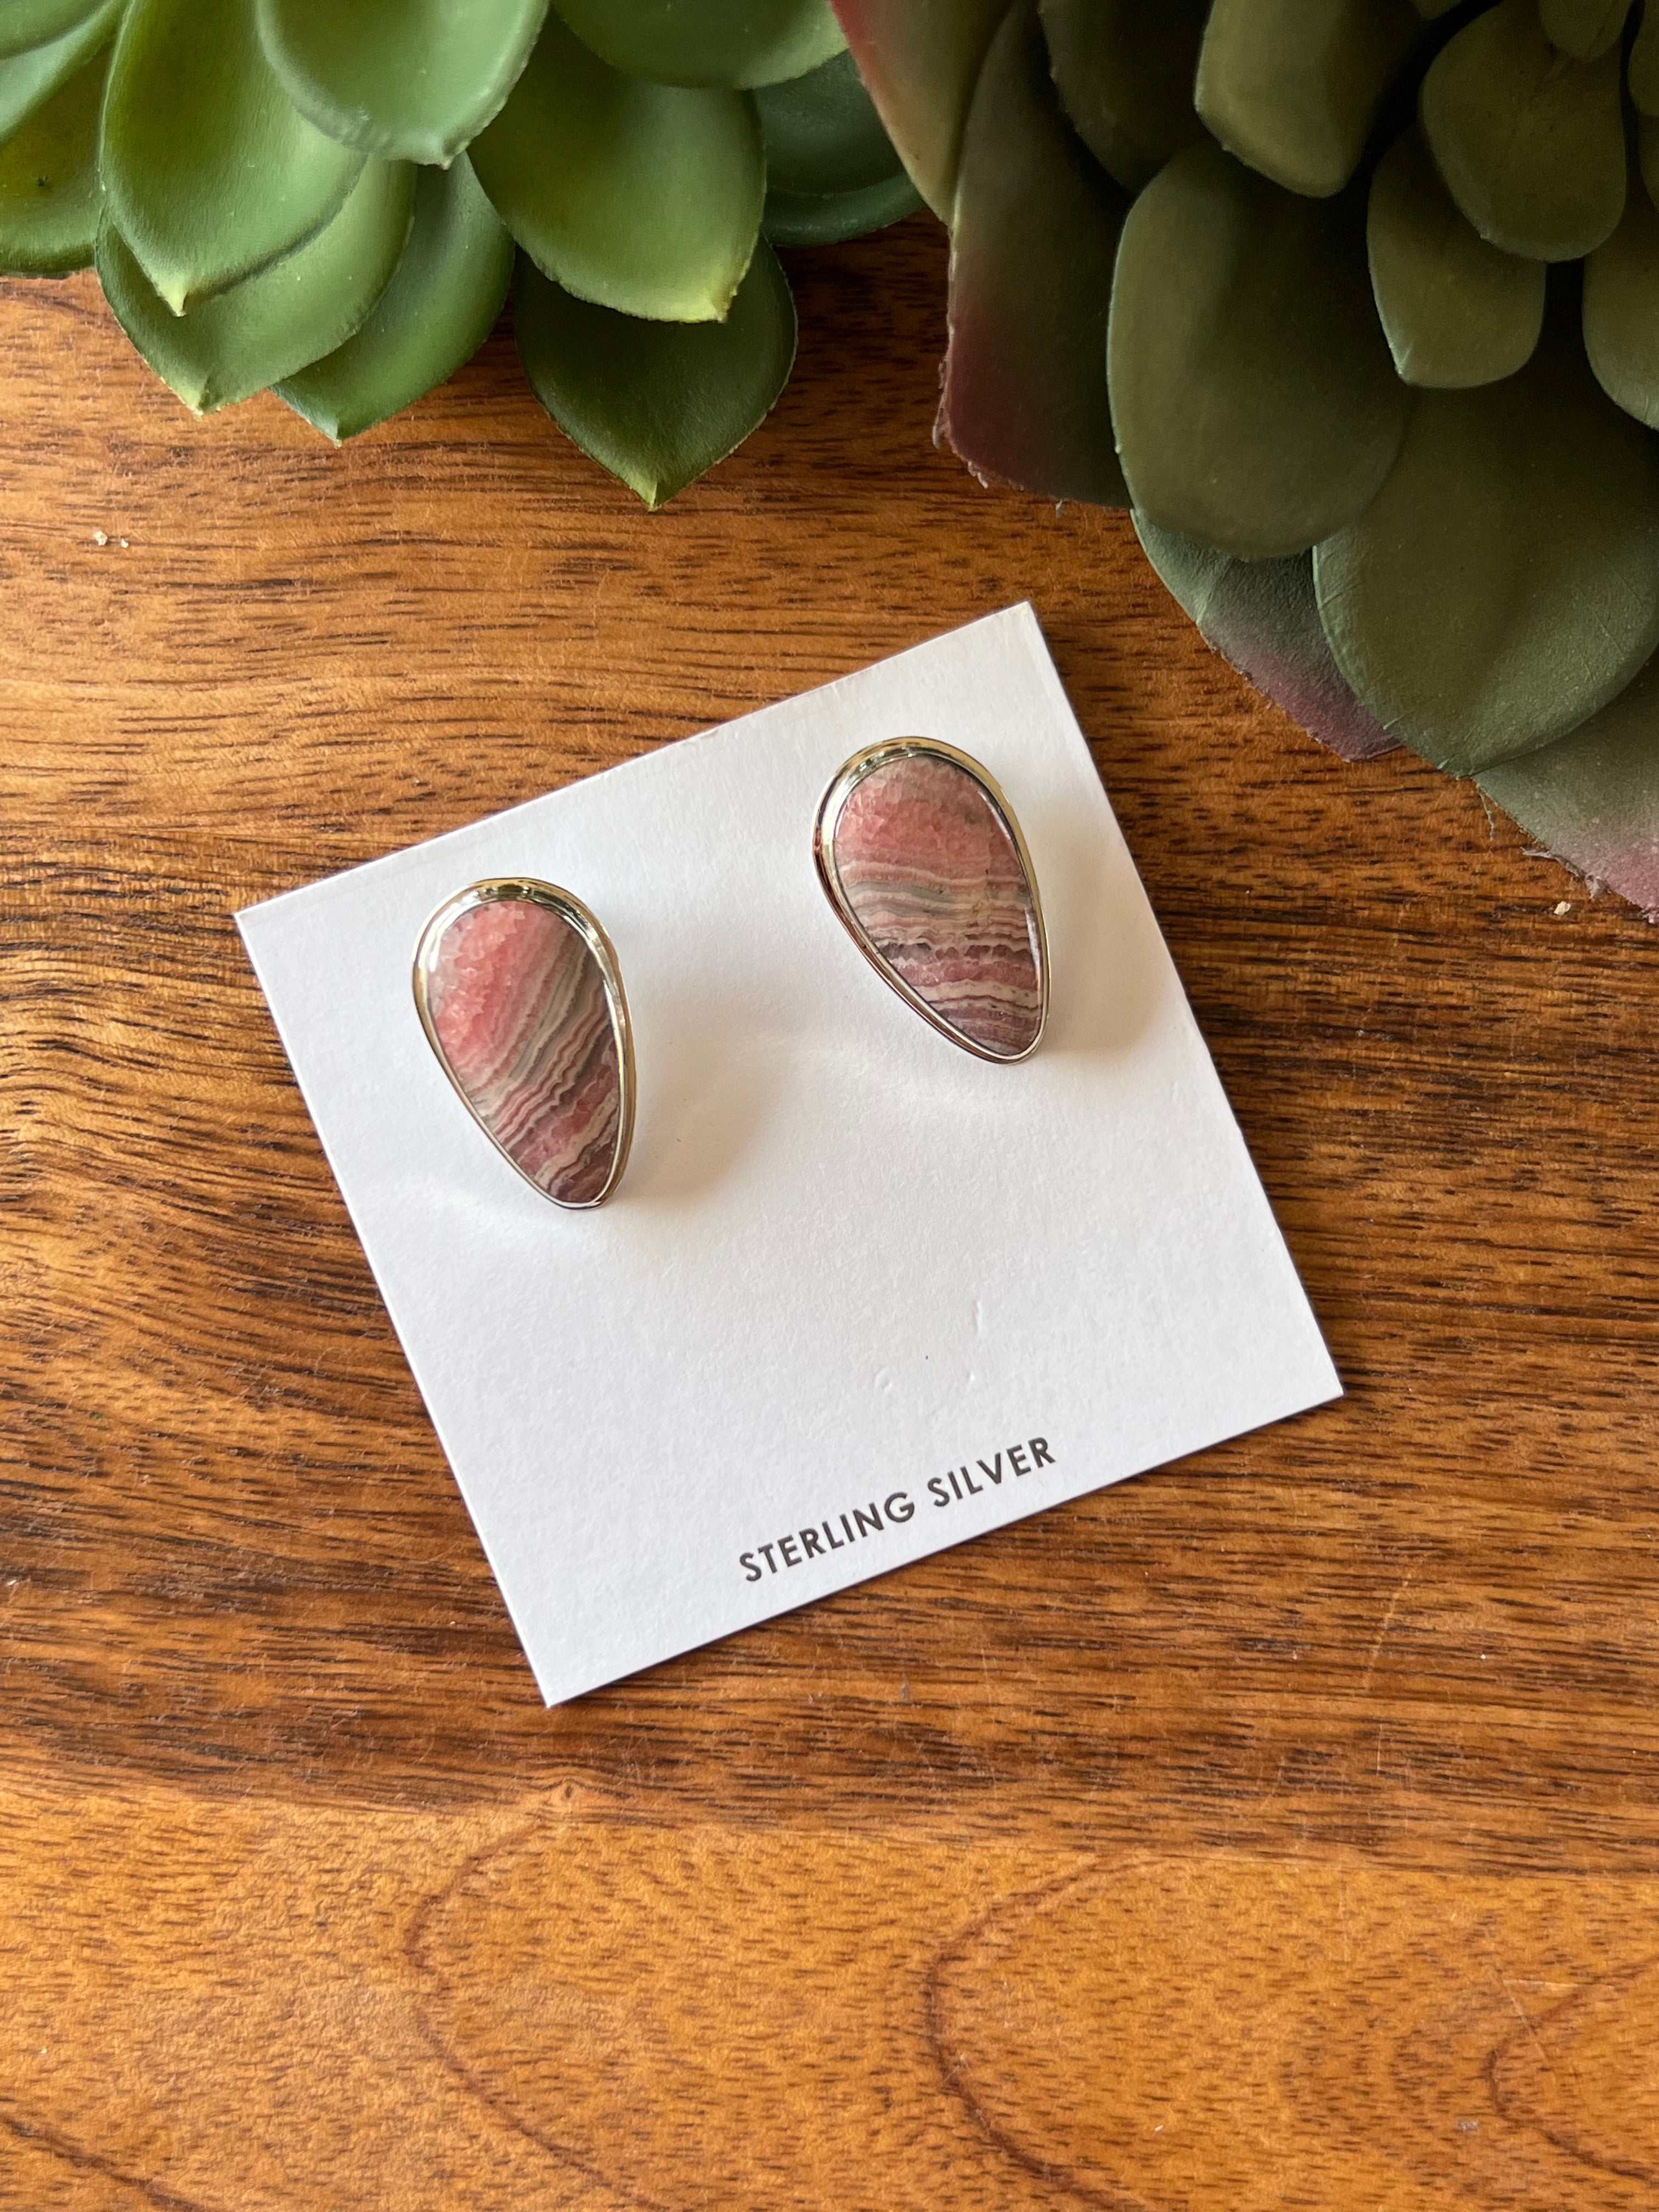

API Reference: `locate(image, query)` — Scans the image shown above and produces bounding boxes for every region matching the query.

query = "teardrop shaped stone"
[830,751,1045,1059]
[420,890,625,1206]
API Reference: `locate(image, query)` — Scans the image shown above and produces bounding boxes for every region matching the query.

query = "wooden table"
[3,216,1657,2210]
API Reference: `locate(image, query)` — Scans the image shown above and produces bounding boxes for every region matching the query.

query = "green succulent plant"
[837,0,1659,918]
[0,0,918,503]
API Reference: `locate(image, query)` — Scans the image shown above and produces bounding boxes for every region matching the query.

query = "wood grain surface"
[2,216,1657,2209]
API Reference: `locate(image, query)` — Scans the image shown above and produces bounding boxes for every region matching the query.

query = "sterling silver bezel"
[412,878,636,1210]
[811,737,1050,1064]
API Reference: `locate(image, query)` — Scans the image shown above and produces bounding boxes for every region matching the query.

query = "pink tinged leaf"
[1136,513,1397,763]
[1477,652,1659,919]
[940,0,1130,506]
[832,0,1005,219]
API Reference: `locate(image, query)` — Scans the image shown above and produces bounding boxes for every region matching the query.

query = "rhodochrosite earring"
[813,739,1049,1062]
[413,880,634,1207]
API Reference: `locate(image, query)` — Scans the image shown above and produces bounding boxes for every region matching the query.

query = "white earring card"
[238,606,1340,1703]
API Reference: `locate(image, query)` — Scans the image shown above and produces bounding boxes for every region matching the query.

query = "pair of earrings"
[413,738,1049,1209]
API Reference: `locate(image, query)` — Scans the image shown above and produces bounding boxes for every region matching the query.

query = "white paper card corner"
[238,605,1340,1703]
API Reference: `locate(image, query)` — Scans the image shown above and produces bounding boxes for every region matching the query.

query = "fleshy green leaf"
[276,157,512,441]
[552,0,843,89]
[1538,0,1632,59]
[1135,512,1396,761]
[102,0,364,313]
[1195,0,1423,200]
[470,6,762,323]
[758,48,920,245]
[762,169,917,245]
[1477,651,1659,918]
[255,0,549,164]
[832,0,1006,220]
[515,241,796,507]
[1109,139,1408,557]
[1584,161,1659,427]
[941,0,1129,505]
[1631,0,1659,116]
[0,0,119,139]
[0,0,111,61]
[1420,0,1626,261]
[0,44,105,273]
[1035,0,1205,195]
[97,157,414,412]
[1314,316,1659,772]
[1367,122,1545,386]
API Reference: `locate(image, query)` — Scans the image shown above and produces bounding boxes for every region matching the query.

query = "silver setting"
[413,878,635,1209]
[812,737,1049,1063]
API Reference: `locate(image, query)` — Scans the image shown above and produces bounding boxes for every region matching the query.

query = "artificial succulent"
[0,0,918,503]
[837,0,1659,917]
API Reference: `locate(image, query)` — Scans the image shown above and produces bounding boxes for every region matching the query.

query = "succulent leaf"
[941,0,1129,506]
[552,0,843,91]
[1367,121,1544,386]
[277,158,512,441]
[254,0,550,165]
[1135,512,1397,761]
[1584,166,1659,427]
[97,157,414,411]
[470,7,763,323]
[1420,0,1626,262]
[1314,314,1659,771]
[1034,0,1205,195]
[757,48,921,246]
[1144,485,1659,922]
[1477,650,1659,918]
[1538,0,1632,59]
[1109,140,1408,557]
[0,44,104,273]
[831,0,1007,220]
[761,170,918,245]
[0,0,112,61]
[1196,0,1424,200]
[1630,0,1659,116]
[102,0,365,314]
[514,240,796,507]
[0,0,119,140]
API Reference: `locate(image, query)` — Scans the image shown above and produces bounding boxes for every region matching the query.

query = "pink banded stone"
[830,750,1044,1059]
[421,891,625,1206]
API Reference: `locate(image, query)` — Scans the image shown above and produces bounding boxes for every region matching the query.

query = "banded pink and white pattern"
[831,752,1043,1059]
[424,894,623,1206]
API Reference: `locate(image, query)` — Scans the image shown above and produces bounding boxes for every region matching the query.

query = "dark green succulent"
[838,0,1659,918]
[0,0,918,503]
